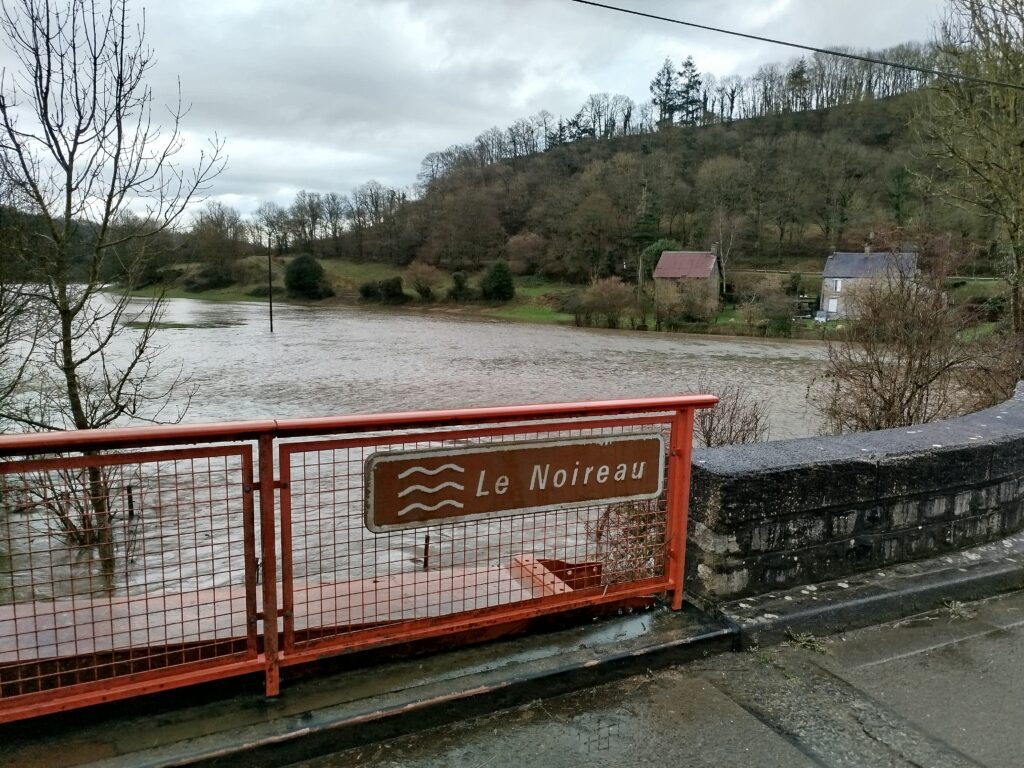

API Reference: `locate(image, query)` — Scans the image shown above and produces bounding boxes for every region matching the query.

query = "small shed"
[653,251,722,310]
[820,250,917,319]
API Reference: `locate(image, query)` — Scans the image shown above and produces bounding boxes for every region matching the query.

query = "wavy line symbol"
[396,499,465,517]
[398,481,465,498]
[397,463,465,480]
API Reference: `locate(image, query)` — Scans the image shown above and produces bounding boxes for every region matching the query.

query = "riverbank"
[139,255,1006,341]
[138,257,847,340]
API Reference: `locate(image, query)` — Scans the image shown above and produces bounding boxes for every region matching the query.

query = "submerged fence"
[0,396,716,723]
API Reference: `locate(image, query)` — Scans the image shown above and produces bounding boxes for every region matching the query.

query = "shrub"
[447,271,474,302]
[588,500,663,584]
[185,264,237,292]
[358,277,409,303]
[480,259,515,301]
[358,280,381,300]
[785,272,802,296]
[556,289,591,326]
[285,254,334,299]
[247,284,283,297]
[963,293,1006,322]
[581,277,633,328]
[693,369,771,447]
[504,231,547,275]
[761,292,795,337]
[672,281,715,322]
[405,262,442,301]
[377,276,409,304]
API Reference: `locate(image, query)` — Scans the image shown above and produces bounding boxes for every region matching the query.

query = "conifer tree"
[677,56,704,125]
[649,57,680,127]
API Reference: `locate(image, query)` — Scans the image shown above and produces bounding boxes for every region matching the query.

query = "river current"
[150,299,826,439]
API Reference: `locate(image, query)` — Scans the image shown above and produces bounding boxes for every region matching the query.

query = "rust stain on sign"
[365,434,665,532]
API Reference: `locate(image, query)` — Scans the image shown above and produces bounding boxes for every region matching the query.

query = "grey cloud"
[0,0,944,212]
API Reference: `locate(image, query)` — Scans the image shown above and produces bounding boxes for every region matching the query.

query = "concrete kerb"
[716,532,1024,649]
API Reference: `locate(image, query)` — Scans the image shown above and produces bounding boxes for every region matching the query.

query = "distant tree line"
[419,43,937,178]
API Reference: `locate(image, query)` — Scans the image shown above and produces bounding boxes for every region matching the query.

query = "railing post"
[242,449,260,659]
[279,446,295,653]
[665,406,695,610]
[258,434,280,696]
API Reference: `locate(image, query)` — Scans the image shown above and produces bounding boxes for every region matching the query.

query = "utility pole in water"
[637,178,649,294]
[267,235,274,333]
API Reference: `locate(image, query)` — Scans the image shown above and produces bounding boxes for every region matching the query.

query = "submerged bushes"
[285,254,335,299]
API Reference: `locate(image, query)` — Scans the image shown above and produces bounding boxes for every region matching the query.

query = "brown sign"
[364,433,665,532]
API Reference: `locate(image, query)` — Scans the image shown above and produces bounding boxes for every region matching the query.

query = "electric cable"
[570,0,1024,92]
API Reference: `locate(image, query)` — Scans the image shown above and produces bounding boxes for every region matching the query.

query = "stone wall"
[686,384,1024,602]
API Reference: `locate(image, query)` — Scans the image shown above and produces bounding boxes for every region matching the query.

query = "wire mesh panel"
[278,416,679,662]
[0,445,260,721]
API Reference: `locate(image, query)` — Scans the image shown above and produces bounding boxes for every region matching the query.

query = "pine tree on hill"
[678,56,703,125]
[650,57,680,128]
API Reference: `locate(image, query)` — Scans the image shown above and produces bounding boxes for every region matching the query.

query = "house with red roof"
[652,250,722,312]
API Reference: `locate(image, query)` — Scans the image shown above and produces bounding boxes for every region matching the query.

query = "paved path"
[298,590,1024,768]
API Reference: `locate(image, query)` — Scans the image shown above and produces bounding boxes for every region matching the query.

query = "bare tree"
[692,370,770,448]
[811,242,1019,433]
[291,190,323,251]
[695,156,751,281]
[0,276,36,423]
[923,0,1024,332]
[0,0,224,592]
[322,192,347,256]
[253,200,289,253]
[0,177,37,419]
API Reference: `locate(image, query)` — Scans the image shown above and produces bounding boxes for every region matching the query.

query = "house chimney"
[711,242,719,257]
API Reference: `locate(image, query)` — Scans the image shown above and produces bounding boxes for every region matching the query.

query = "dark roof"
[653,251,717,279]
[822,251,918,278]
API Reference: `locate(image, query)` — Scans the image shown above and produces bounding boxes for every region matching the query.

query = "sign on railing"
[365,434,665,531]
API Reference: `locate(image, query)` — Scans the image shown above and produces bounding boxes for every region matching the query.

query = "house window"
[827,298,838,313]
[835,278,843,292]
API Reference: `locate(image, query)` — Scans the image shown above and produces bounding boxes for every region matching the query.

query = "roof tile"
[823,252,918,278]
[653,251,717,279]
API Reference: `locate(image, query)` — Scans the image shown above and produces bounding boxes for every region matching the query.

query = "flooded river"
[1,299,827,607]
[152,299,826,439]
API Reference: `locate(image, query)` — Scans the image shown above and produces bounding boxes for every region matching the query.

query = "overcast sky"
[30,0,951,215]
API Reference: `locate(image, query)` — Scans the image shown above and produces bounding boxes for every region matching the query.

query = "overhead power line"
[569,0,1024,93]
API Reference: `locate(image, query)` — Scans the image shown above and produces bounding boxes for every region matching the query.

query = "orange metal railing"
[0,395,716,722]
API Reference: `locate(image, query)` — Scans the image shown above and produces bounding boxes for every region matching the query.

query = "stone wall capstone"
[686,383,1024,601]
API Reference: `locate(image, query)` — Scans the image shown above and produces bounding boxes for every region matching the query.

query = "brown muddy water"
[1,299,826,605]
[148,299,826,439]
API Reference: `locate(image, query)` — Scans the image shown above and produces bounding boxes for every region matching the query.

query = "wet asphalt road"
[295,591,1024,768]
